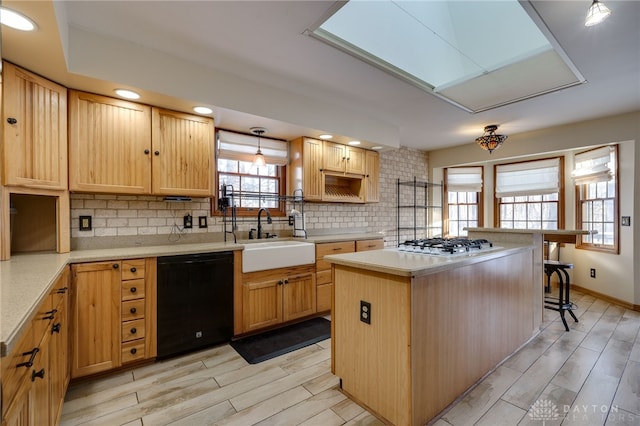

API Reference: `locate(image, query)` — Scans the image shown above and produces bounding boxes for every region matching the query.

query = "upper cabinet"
[151,108,214,197]
[69,91,152,194]
[323,141,366,175]
[69,91,215,197]
[2,62,68,190]
[289,137,379,203]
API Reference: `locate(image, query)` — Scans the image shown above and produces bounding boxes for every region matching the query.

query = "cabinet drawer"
[1,326,35,415]
[121,279,145,301]
[122,319,146,342]
[121,340,146,364]
[316,241,355,259]
[122,299,145,321]
[316,269,332,285]
[356,239,384,251]
[122,259,145,280]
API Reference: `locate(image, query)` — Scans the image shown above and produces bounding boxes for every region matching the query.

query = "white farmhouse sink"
[242,240,315,273]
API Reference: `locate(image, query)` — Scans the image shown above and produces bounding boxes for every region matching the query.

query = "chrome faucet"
[257,208,272,239]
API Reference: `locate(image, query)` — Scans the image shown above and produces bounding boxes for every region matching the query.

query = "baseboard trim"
[571,284,639,312]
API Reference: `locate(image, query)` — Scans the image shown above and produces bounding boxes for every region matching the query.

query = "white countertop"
[325,243,533,277]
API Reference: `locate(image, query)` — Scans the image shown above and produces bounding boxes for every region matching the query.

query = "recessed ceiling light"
[371,146,383,150]
[0,7,37,31]
[319,134,333,140]
[193,106,213,115]
[348,140,361,146]
[114,89,140,100]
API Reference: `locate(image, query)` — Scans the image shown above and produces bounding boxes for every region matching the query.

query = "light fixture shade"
[585,0,611,26]
[475,125,507,154]
[253,149,266,167]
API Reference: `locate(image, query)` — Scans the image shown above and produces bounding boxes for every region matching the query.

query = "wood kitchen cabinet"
[69,91,214,196]
[322,142,366,175]
[289,137,323,201]
[69,90,152,194]
[2,62,68,190]
[70,258,156,379]
[241,265,316,333]
[365,150,380,202]
[151,108,214,197]
[1,268,70,426]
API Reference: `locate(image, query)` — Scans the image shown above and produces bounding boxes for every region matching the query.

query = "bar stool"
[544,260,579,331]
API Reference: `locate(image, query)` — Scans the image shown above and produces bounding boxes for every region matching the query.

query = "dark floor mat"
[230,317,331,364]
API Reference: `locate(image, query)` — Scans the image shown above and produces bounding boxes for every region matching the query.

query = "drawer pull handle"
[31,368,45,381]
[113,264,119,269]
[17,348,39,368]
[43,309,58,320]
[130,327,137,334]
[130,348,137,355]
[130,307,137,314]
[130,287,137,293]
[51,323,61,334]
[333,247,343,251]
[56,287,68,294]
[130,267,137,273]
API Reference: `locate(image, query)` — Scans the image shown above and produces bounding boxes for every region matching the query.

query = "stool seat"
[543,260,578,331]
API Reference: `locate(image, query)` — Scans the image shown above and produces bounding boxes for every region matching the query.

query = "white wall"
[429,112,639,306]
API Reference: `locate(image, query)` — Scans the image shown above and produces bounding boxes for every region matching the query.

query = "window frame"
[211,159,287,217]
[443,167,484,237]
[575,145,619,254]
[493,156,565,230]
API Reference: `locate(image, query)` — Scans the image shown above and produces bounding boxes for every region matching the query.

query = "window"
[444,167,483,236]
[495,157,564,230]
[214,130,288,216]
[574,145,618,253]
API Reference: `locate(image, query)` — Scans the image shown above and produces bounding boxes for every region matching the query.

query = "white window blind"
[217,130,289,166]
[446,167,483,192]
[572,145,614,184]
[495,158,560,198]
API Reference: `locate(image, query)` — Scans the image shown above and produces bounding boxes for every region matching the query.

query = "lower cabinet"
[1,267,70,426]
[71,258,156,379]
[242,265,316,333]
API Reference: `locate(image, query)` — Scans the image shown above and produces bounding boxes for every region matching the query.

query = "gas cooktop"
[397,238,494,255]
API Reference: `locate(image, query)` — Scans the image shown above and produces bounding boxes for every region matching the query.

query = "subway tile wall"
[70,146,427,246]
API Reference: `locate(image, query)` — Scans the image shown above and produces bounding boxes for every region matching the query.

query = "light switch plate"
[79,215,92,231]
[621,216,630,226]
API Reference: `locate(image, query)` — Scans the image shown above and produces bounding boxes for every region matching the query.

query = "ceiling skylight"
[311,0,585,113]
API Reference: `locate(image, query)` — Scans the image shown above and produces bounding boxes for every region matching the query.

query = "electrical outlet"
[289,215,294,226]
[198,216,208,228]
[590,268,596,278]
[360,300,371,324]
[183,214,193,229]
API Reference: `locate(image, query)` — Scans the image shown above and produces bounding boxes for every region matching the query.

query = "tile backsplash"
[71,146,427,247]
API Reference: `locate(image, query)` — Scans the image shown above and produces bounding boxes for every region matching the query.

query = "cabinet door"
[346,147,366,175]
[322,142,346,172]
[2,62,67,189]
[71,262,121,378]
[2,382,30,426]
[283,273,316,322]
[242,278,283,333]
[151,108,214,197]
[365,150,380,202]
[69,90,152,194]
[303,138,323,201]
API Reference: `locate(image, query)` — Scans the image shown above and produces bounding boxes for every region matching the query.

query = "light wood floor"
[61,290,640,426]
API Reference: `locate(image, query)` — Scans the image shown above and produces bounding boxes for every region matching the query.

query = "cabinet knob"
[31,368,45,381]
[113,264,119,269]
[130,287,137,293]
[130,327,137,334]
[144,149,150,155]
[130,267,137,273]
[51,323,61,334]
[154,151,160,156]
[284,279,289,284]
[6,117,17,125]
[342,157,346,160]
[130,307,137,314]
[278,280,283,285]
[130,348,137,355]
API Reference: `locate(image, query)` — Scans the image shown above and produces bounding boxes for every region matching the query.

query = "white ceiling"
[2,0,639,151]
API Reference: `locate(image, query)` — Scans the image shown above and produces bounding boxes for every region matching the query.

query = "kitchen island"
[326,243,539,426]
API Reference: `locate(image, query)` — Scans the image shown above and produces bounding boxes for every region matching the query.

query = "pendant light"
[251,127,267,167]
[585,0,611,26]
[475,125,507,154]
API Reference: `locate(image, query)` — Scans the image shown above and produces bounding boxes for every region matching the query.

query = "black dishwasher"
[157,251,234,359]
